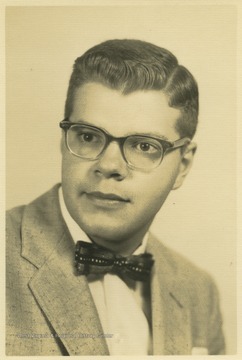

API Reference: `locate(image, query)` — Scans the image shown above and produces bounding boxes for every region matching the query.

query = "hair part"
[64,39,199,139]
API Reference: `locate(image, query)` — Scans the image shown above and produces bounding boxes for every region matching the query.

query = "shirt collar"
[59,186,148,255]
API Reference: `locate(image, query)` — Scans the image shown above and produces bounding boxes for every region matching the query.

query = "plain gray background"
[6,4,237,354]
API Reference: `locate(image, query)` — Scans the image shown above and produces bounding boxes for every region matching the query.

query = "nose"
[93,141,128,180]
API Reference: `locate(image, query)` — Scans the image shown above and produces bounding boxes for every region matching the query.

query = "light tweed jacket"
[6,184,225,356]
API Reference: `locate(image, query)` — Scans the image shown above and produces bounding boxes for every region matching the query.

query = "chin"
[79,220,129,243]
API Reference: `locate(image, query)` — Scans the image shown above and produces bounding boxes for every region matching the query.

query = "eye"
[135,141,159,153]
[80,133,95,142]
[75,128,102,144]
[138,142,154,152]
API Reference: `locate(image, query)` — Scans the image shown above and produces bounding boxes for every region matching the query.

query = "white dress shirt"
[59,187,152,355]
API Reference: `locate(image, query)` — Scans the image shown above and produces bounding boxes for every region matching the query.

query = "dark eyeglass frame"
[59,119,191,170]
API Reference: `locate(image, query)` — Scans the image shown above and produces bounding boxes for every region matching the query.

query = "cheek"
[61,154,83,192]
[62,155,73,184]
[137,179,171,212]
[61,153,97,200]
[135,160,180,211]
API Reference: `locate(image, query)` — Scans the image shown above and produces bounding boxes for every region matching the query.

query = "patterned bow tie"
[75,241,154,282]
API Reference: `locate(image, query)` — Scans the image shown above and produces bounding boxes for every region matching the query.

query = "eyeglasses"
[59,119,191,171]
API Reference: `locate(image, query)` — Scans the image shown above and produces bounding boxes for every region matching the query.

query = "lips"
[85,191,129,202]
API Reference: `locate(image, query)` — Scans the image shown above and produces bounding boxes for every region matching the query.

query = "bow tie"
[75,241,154,282]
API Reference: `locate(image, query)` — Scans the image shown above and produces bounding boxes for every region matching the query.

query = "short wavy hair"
[65,39,199,139]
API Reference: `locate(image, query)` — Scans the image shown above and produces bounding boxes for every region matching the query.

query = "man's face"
[61,83,191,253]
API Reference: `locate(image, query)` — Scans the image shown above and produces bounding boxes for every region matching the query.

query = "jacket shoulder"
[6,184,62,255]
[6,205,26,246]
[148,233,220,306]
[149,233,212,280]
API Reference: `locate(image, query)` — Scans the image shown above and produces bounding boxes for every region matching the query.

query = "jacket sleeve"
[6,206,25,355]
[187,265,226,355]
[207,278,226,355]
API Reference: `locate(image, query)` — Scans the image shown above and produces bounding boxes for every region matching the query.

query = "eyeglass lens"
[66,124,164,169]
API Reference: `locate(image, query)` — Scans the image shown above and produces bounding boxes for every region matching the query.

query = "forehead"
[70,83,181,139]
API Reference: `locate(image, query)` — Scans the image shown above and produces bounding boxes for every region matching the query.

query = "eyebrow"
[71,118,170,141]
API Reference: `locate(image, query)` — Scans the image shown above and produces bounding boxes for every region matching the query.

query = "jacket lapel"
[147,236,192,355]
[21,185,109,355]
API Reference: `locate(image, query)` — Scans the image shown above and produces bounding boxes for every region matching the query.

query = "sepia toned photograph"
[5,2,239,357]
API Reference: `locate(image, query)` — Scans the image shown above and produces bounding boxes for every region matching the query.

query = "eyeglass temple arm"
[59,120,70,129]
[172,137,191,149]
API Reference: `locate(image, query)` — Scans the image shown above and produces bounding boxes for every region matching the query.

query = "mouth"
[86,191,129,202]
[83,191,130,208]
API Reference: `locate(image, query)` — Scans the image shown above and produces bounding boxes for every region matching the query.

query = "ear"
[172,142,197,190]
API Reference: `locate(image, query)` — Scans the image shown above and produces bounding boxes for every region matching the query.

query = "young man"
[6,39,225,355]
